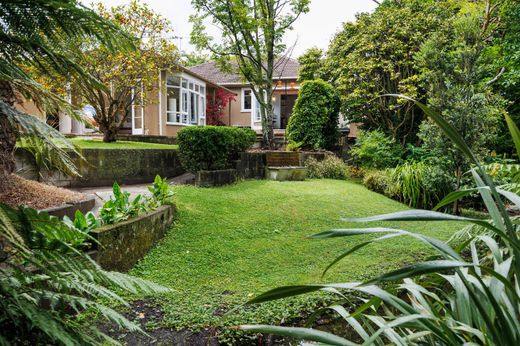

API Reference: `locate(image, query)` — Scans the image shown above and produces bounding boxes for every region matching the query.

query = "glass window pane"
[200,86,205,95]
[167,87,180,114]
[182,91,188,113]
[195,85,199,92]
[167,75,180,86]
[190,92,196,123]
[243,89,252,110]
[182,79,188,88]
[189,82,194,90]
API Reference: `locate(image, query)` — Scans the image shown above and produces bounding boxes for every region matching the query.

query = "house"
[189,57,300,131]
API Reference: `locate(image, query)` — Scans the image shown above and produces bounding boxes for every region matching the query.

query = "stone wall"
[90,204,175,271]
[15,147,185,188]
[116,134,177,145]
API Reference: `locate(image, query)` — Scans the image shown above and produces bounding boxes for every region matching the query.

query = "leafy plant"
[305,156,350,180]
[0,203,170,345]
[351,130,403,169]
[63,209,100,235]
[99,182,150,225]
[147,175,175,206]
[239,96,520,345]
[362,169,393,195]
[286,79,340,150]
[177,126,256,172]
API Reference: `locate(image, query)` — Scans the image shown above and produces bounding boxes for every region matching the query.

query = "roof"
[176,65,237,95]
[188,57,300,86]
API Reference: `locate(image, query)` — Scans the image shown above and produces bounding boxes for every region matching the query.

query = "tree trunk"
[102,127,118,142]
[0,81,18,184]
[452,165,462,215]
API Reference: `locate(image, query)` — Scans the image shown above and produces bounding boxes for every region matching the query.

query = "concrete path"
[72,172,194,213]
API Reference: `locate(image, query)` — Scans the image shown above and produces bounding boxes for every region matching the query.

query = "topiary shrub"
[305,156,350,180]
[350,130,403,169]
[286,79,340,150]
[177,126,256,172]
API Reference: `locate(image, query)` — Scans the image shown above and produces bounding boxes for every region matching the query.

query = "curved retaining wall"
[90,204,176,272]
[16,148,185,188]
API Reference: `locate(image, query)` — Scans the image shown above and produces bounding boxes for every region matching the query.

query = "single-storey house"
[189,57,301,131]
[15,58,302,137]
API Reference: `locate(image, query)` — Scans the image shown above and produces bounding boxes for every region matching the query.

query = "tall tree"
[190,0,310,148]
[71,1,179,142]
[183,51,211,67]
[0,0,131,186]
[297,47,323,82]
[323,0,452,145]
[416,0,505,213]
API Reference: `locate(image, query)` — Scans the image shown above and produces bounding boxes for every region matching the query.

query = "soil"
[0,174,84,209]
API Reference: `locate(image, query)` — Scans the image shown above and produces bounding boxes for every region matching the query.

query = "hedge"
[177,126,256,172]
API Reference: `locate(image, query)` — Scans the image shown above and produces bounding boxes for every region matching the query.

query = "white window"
[241,88,252,112]
[166,74,206,126]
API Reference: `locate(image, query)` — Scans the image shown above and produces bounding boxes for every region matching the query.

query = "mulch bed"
[0,174,84,209]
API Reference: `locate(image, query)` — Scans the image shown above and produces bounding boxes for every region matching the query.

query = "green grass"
[69,138,178,149]
[129,179,464,342]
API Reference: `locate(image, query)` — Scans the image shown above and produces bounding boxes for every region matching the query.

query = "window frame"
[241,88,253,112]
[166,73,206,126]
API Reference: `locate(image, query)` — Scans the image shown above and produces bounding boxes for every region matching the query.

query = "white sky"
[81,0,378,57]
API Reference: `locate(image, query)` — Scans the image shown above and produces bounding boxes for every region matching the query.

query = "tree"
[190,0,310,149]
[0,0,131,186]
[286,79,340,150]
[206,88,236,125]
[416,1,505,213]
[183,51,211,67]
[323,0,452,145]
[297,47,323,82]
[70,1,179,142]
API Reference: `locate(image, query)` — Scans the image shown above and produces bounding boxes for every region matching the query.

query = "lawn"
[70,138,178,149]
[129,179,464,342]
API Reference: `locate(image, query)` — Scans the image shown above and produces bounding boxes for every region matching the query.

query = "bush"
[177,126,256,172]
[350,130,403,169]
[305,156,350,180]
[286,79,340,150]
[362,169,393,195]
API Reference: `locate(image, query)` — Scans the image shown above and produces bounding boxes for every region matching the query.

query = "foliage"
[351,130,403,169]
[362,169,393,195]
[305,156,350,180]
[0,0,131,185]
[416,2,504,207]
[297,47,324,82]
[286,79,340,150]
[323,0,452,144]
[190,0,310,148]
[99,182,150,225]
[0,203,169,345]
[69,0,179,142]
[63,210,100,236]
[206,88,236,126]
[147,175,175,206]
[389,161,453,209]
[177,126,256,172]
[182,51,211,67]
[239,96,520,346]
[17,136,82,179]
[129,179,461,344]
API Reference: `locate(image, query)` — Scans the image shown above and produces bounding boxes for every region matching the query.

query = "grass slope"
[70,138,178,149]
[130,179,463,341]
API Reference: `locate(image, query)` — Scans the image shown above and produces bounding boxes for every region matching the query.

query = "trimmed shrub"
[350,130,403,169]
[177,126,256,172]
[286,79,340,150]
[362,170,393,195]
[305,156,350,180]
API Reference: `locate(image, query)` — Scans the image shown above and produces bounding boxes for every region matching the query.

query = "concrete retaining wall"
[40,195,96,219]
[116,134,177,145]
[91,204,175,271]
[15,147,185,188]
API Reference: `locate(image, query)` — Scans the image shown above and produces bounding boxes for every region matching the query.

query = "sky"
[81,0,378,57]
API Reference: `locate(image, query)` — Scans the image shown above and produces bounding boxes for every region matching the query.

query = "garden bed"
[90,204,176,272]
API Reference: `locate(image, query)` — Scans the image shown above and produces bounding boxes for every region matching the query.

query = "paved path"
[72,173,194,213]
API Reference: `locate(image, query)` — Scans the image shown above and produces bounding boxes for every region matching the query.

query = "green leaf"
[505,113,520,159]
[433,189,477,211]
[239,325,358,346]
[364,260,473,285]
